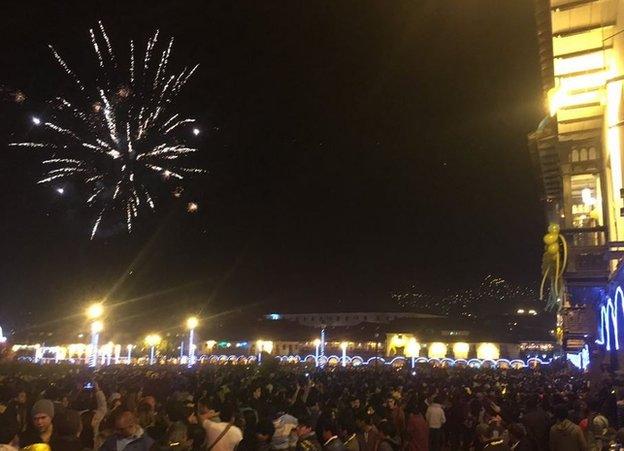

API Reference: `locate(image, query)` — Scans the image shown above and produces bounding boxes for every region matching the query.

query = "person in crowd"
[377,419,400,451]
[405,402,428,451]
[202,402,243,451]
[321,422,345,451]
[20,399,57,447]
[507,423,532,451]
[98,409,155,451]
[549,404,587,451]
[521,396,548,451]
[296,416,322,451]
[425,396,445,451]
[355,413,379,451]
[50,409,84,451]
[0,412,19,451]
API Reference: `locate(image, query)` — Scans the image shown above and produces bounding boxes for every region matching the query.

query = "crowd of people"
[0,361,623,451]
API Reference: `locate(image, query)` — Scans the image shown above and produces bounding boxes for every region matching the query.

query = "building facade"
[264,311,442,327]
[529,0,624,362]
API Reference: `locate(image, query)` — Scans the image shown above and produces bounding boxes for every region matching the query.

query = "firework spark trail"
[90,28,104,68]
[11,23,204,239]
[98,20,115,65]
[48,45,85,92]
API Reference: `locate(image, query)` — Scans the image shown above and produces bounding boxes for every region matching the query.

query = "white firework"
[10,22,205,238]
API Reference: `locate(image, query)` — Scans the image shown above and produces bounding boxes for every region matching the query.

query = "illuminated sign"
[597,286,624,351]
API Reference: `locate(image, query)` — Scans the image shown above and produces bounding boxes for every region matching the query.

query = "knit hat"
[31,399,54,419]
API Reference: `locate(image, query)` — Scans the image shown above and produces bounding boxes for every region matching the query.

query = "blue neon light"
[596,286,624,351]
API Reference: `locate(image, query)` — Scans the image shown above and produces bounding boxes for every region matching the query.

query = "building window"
[571,149,579,162]
[588,147,597,160]
[579,148,588,161]
[571,173,603,228]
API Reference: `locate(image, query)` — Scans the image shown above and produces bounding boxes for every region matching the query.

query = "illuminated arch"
[597,286,624,351]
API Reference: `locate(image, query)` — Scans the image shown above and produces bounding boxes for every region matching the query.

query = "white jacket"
[425,403,446,429]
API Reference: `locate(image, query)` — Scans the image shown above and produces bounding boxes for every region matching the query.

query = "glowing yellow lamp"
[428,342,447,359]
[453,342,470,359]
[476,343,500,360]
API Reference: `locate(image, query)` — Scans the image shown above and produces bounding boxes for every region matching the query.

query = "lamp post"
[313,339,321,367]
[186,316,199,366]
[126,345,133,364]
[341,342,348,367]
[145,334,161,365]
[86,303,104,368]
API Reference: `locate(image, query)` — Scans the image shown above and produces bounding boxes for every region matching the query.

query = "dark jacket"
[297,432,323,451]
[377,437,400,451]
[549,419,587,451]
[98,431,155,451]
[357,428,380,451]
[522,408,549,451]
[50,435,87,451]
[323,436,346,451]
[19,429,58,449]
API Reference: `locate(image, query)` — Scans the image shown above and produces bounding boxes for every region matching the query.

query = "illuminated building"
[529,0,624,362]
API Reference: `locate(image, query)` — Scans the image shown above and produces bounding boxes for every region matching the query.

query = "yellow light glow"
[313,338,321,347]
[428,342,447,359]
[453,342,470,359]
[554,50,609,76]
[391,334,406,348]
[186,316,199,330]
[607,79,623,240]
[86,303,104,320]
[257,340,273,354]
[405,338,420,357]
[145,334,162,347]
[206,340,216,350]
[476,343,500,360]
[340,341,348,351]
[91,320,103,334]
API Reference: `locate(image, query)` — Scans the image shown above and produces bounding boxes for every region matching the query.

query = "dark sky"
[0,0,546,331]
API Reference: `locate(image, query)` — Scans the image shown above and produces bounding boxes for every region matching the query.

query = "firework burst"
[11,22,205,238]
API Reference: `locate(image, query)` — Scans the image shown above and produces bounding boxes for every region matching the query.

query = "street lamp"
[86,303,104,368]
[313,339,321,367]
[145,334,161,365]
[186,316,199,366]
[340,342,348,367]
[126,344,133,364]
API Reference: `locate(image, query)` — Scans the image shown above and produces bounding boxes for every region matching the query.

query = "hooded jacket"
[549,419,587,451]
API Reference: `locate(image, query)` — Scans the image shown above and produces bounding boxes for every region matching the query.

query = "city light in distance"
[192,128,200,136]
[187,202,198,213]
[31,116,41,125]
[56,187,64,195]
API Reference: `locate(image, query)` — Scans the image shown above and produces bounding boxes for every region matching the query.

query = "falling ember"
[11,22,205,239]
[187,202,198,213]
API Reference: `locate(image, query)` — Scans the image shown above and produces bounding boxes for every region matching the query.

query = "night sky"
[0,1,546,333]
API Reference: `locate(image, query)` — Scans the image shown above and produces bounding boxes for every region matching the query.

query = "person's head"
[355,413,373,431]
[252,386,262,399]
[321,422,340,441]
[386,397,396,410]
[350,397,360,410]
[32,399,54,433]
[256,417,275,442]
[55,409,82,438]
[378,420,397,440]
[295,416,314,438]
[16,390,27,405]
[114,409,139,438]
[220,402,236,423]
[555,404,569,422]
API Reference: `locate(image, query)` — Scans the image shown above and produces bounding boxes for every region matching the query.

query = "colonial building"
[529,0,624,362]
